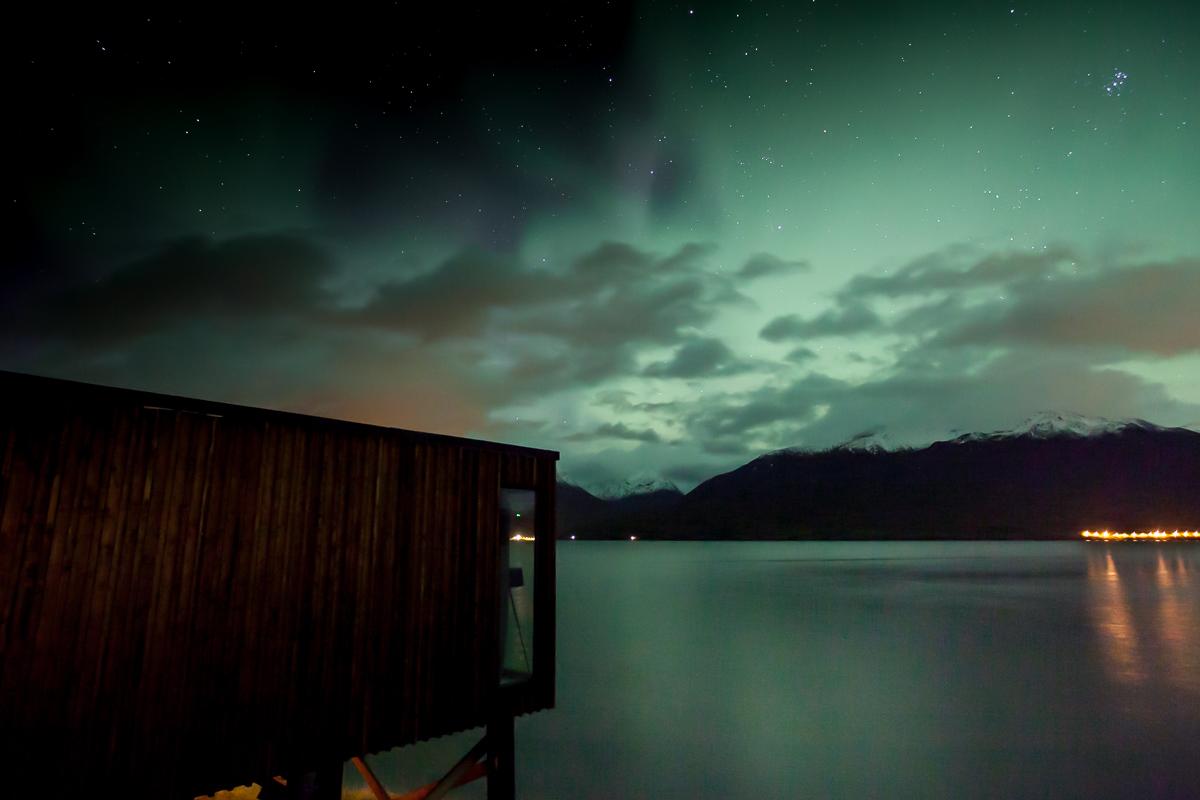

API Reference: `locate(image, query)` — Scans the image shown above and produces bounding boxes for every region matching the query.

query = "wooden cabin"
[0,370,557,799]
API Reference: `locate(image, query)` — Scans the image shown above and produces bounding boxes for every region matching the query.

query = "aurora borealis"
[7,2,1200,488]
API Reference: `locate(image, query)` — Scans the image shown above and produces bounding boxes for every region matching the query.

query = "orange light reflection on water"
[1087,548,1200,696]
[1154,552,1198,694]
[1088,552,1145,686]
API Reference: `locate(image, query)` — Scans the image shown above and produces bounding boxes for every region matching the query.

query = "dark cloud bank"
[5,234,1199,489]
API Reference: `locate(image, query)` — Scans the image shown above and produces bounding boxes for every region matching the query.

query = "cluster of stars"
[1104,69,1128,97]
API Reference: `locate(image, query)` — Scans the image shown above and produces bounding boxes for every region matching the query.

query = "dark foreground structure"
[0,371,557,798]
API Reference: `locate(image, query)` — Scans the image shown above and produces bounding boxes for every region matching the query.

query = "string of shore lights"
[1081,530,1200,540]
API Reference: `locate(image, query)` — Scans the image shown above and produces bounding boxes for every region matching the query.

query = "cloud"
[680,372,840,450]
[591,389,683,415]
[763,245,1200,359]
[839,244,1078,299]
[18,229,1197,493]
[676,351,1200,456]
[936,259,1200,356]
[346,241,744,351]
[737,252,809,280]
[671,244,1200,462]
[643,337,755,378]
[10,236,759,404]
[759,301,882,341]
[785,346,818,363]
[10,234,336,346]
[563,422,666,444]
[402,241,757,400]
[346,249,550,341]
[753,246,1082,351]
[662,463,717,488]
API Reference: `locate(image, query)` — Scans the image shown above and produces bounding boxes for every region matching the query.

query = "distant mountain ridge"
[557,412,1200,540]
[832,429,894,453]
[557,474,683,535]
[948,410,1169,443]
[574,474,681,499]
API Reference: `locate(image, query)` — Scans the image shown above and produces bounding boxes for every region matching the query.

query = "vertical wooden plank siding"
[0,372,557,798]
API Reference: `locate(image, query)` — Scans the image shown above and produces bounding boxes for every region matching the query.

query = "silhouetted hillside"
[557,481,682,537]
[558,417,1200,539]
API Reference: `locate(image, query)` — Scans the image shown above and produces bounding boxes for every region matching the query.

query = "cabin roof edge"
[0,369,560,460]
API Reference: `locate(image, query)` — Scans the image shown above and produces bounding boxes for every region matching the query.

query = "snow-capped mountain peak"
[832,430,893,453]
[590,475,680,499]
[953,411,1164,443]
[558,471,680,498]
[1013,410,1126,438]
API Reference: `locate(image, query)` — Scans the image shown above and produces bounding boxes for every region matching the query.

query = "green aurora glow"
[7,1,1200,487]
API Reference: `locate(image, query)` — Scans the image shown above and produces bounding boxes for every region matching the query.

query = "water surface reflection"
[1087,546,1200,697]
[352,542,1200,799]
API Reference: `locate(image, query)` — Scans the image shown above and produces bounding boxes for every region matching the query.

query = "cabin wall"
[0,373,556,798]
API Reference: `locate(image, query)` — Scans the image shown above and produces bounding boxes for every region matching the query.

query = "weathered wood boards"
[0,371,556,798]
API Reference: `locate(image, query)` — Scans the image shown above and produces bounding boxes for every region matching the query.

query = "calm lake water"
[355,541,1200,799]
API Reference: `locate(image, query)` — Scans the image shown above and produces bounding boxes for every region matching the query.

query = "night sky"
[7,1,1200,489]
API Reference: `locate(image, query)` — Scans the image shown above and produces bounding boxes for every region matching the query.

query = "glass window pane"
[500,489,535,684]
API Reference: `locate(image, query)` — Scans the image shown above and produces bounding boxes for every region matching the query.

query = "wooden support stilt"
[486,712,515,800]
[423,737,487,800]
[346,735,490,800]
[352,756,391,800]
[389,762,488,800]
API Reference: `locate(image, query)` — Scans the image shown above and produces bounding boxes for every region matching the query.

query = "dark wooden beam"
[416,735,489,800]
[486,713,515,800]
[351,756,391,800]
[391,762,488,800]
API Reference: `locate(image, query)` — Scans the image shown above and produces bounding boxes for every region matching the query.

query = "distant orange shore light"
[1081,529,1200,541]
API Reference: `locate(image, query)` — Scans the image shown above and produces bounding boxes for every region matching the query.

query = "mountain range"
[556,412,1200,540]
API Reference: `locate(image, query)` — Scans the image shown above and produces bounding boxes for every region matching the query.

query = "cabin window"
[499,488,536,684]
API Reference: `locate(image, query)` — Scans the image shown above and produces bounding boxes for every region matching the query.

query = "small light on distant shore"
[570,535,576,540]
[630,535,637,541]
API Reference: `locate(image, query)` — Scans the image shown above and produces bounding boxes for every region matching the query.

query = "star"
[1104,69,1128,96]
